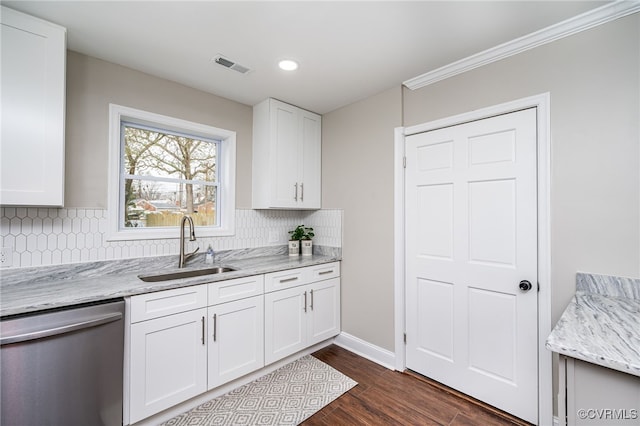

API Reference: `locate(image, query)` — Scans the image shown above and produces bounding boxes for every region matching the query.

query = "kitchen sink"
[138,266,236,282]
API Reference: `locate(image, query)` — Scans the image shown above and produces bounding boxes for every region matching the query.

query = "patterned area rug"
[162,355,357,426]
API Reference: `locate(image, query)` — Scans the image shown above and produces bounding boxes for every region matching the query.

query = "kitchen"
[1,2,639,426]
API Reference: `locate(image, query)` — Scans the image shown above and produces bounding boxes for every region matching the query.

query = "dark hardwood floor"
[303,344,532,426]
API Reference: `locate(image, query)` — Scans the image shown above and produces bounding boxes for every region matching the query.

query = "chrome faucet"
[179,215,199,268]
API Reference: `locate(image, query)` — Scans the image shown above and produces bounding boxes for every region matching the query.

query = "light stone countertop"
[545,272,640,377]
[0,246,341,317]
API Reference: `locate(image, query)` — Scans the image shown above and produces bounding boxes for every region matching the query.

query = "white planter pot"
[288,240,300,256]
[301,240,313,256]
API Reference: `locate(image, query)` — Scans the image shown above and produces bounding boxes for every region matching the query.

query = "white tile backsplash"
[0,207,342,269]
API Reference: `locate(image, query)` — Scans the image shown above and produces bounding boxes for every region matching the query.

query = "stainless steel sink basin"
[138,266,236,282]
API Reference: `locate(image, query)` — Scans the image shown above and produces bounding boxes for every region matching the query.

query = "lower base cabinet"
[129,308,207,424]
[127,262,340,424]
[264,276,340,365]
[559,356,640,426]
[208,295,264,389]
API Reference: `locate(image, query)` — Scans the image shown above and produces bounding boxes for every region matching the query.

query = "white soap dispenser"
[205,245,214,264]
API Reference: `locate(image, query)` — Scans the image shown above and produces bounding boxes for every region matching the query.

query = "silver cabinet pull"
[318,270,333,275]
[294,183,298,201]
[310,289,314,310]
[303,291,307,313]
[212,314,217,342]
[279,277,298,283]
[300,183,304,202]
[201,316,205,345]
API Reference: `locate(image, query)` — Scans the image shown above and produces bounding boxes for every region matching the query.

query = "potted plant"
[288,225,305,256]
[300,226,314,256]
[288,225,314,256]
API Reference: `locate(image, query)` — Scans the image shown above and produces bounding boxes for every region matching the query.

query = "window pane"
[124,178,217,228]
[123,125,218,182]
[122,123,219,230]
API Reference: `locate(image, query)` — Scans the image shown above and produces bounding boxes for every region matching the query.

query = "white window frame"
[107,104,236,241]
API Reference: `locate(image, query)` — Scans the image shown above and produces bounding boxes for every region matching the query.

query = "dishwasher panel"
[1,299,125,426]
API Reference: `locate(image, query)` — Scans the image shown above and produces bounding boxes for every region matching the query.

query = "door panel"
[405,108,538,424]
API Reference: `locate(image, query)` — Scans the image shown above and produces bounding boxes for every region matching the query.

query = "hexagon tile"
[0,208,342,269]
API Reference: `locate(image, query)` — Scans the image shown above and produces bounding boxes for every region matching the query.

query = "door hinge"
[538,282,540,292]
[404,333,407,344]
[403,157,406,168]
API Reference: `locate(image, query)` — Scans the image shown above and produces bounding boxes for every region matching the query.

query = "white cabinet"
[264,263,340,364]
[252,98,321,209]
[129,286,208,424]
[0,7,66,206]
[207,276,264,389]
[559,356,640,426]
[127,262,339,423]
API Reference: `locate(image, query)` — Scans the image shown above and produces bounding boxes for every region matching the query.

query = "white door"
[299,110,322,208]
[271,100,299,208]
[264,286,307,364]
[208,296,264,390]
[129,308,207,423]
[307,278,341,345]
[405,108,538,423]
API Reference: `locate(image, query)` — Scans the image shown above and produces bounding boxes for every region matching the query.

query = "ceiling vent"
[212,55,251,74]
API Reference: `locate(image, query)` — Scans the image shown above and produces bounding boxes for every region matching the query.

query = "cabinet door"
[252,98,322,209]
[308,278,341,345]
[130,308,207,423]
[564,357,640,426]
[1,7,66,206]
[208,296,264,389]
[298,110,322,209]
[271,100,300,208]
[264,286,307,365]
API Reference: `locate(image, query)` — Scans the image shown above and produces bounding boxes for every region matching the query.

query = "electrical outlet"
[268,231,280,244]
[1,247,13,267]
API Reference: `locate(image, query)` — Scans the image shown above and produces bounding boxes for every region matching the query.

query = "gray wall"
[322,13,639,417]
[322,87,402,350]
[65,51,253,209]
[403,13,640,326]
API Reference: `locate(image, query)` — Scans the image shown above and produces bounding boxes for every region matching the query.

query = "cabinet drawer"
[130,285,207,323]
[208,275,264,306]
[309,262,340,281]
[264,268,309,293]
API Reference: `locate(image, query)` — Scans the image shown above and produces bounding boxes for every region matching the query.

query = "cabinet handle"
[318,270,333,275]
[300,183,304,202]
[213,314,217,342]
[201,316,205,345]
[279,277,298,283]
[304,291,307,313]
[294,183,298,201]
[310,289,314,310]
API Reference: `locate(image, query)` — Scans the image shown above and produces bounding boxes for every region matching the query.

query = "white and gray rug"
[162,355,357,426]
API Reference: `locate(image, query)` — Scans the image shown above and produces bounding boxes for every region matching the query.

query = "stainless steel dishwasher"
[1,299,125,426]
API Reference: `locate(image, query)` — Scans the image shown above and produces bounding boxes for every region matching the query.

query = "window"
[108,104,236,240]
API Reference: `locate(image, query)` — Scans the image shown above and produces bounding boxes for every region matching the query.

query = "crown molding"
[403,1,640,90]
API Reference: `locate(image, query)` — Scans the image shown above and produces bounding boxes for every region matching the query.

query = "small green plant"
[302,226,314,240]
[289,225,314,240]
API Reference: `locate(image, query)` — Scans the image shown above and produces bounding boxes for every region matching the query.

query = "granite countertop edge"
[0,249,341,318]
[546,288,640,378]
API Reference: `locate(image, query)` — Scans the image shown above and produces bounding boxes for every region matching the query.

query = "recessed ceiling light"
[278,59,299,71]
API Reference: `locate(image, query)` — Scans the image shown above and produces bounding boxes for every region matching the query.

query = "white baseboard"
[333,332,397,371]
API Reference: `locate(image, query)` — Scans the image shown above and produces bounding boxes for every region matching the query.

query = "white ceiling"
[3,1,608,114]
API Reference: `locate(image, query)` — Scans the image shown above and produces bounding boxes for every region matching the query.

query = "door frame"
[393,93,552,425]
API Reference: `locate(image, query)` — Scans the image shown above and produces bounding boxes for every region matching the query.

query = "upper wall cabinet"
[1,7,66,206]
[252,98,321,209]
